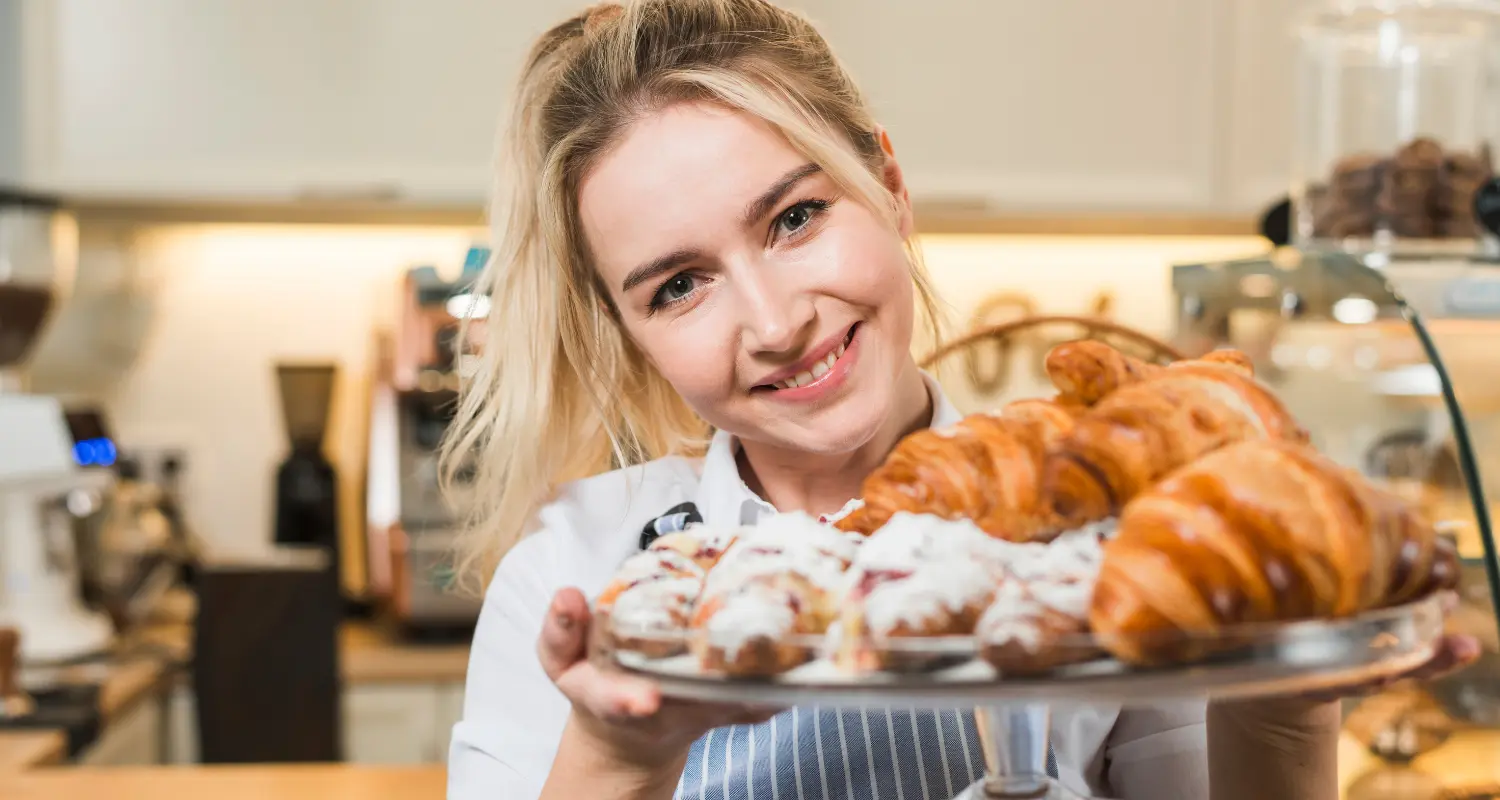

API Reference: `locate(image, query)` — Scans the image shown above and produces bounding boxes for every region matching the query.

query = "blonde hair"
[442,0,944,588]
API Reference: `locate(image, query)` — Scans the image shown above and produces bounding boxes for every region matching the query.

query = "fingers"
[1406,634,1482,683]
[1297,634,1484,703]
[556,663,663,721]
[537,588,592,681]
[661,698,784,730]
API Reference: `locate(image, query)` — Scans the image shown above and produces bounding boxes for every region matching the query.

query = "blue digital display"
[72,437,117,468]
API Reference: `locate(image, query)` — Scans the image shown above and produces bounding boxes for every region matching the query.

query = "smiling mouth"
[754,324,859,392]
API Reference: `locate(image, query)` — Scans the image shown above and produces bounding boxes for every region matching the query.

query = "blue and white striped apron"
[672,708,1058,800]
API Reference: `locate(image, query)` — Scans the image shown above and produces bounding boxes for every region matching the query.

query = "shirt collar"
[698,370,960,527]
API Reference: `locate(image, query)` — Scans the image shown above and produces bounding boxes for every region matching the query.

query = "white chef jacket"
[447,373,1209,799]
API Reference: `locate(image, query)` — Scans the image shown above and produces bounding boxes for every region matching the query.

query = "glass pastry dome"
[914,247,1500,798]
[1291,0,1500,259]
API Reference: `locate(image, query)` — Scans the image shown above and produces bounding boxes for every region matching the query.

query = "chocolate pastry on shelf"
[1089,439,1461,666]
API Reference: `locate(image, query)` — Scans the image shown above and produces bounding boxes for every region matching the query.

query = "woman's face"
[579,101,918,455]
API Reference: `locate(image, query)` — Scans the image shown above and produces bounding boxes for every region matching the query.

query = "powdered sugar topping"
[611,548,702,588]
[861,556,997,637]
[701,583,799,658]
[744,511,859,564]
[610,576,700,631]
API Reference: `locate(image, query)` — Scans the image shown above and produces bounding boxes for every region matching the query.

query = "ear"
[872,124,915,239]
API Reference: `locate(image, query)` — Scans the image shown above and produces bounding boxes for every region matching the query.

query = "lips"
[754,324,859,392]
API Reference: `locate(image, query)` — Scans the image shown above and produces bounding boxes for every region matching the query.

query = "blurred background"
[2,1,1500,799]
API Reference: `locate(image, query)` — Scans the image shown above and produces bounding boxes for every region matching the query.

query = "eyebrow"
[743,162,822,228]
[621,248,701,294]
[618,162,824,294]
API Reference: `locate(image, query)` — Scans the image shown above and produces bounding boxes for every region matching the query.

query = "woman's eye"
[651,273,697,307]
[774,199,829,239]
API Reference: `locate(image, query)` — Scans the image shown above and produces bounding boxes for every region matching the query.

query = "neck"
[735,360,932,518]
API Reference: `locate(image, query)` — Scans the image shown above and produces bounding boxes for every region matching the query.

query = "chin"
[772,387,894,456]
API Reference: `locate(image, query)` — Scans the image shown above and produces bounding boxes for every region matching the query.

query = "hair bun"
[584,3,625,33]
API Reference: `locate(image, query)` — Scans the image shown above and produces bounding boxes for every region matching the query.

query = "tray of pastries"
[589,341,1460,707]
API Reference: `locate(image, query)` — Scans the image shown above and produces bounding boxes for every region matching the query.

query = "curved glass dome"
[1173,247,1500,729]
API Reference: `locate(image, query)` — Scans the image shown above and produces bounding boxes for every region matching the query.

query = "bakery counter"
[0,617,474,772]
[339,622,470,684]
[0,732,66,771]
[0,764,446,799]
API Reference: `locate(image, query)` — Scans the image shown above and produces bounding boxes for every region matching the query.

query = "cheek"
[818,220,916,328]
[625,317,739,412]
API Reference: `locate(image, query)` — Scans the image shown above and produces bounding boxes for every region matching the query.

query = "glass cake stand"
[601,593,1451,800]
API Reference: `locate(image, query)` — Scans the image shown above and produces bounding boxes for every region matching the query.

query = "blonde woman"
[443,2,1477,799]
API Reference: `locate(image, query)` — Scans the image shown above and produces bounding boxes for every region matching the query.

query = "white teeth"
[771,341,847,390]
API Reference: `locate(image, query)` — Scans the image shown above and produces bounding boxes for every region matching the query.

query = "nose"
[735,261,816,356]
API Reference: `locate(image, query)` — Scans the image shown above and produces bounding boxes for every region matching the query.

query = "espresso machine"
[0,190,114,664]
[364,248,487,634]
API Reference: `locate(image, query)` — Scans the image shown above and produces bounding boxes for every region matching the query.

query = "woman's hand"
[1206,631,1481,800]
[538,587,778,773]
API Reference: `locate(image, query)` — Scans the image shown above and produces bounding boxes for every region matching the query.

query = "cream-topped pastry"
[611,575,701,632]
[596,547,703,610]
[738,510,859,565]
[649,524,743,571]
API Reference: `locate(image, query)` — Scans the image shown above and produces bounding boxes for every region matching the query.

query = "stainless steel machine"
[364,250,487,634]
[0,190,115,664]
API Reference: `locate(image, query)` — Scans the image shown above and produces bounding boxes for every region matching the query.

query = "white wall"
[916,234,1268,413]
[104,223,482,591]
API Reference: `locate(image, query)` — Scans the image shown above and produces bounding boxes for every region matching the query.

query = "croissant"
[1045,340,1257,406]
[1089,439,1460,665]
[835,397,1075,541]
[1045,340,1161,406]
[1043,363,1308,527]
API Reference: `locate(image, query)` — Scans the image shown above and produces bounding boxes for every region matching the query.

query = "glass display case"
[1173,248,1500,797]
[1292,0,1500,257]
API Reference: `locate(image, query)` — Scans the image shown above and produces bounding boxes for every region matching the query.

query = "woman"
[443,2,1477,798]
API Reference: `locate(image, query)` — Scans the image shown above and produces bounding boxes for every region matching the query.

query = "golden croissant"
[835,397,1075,541]
[1045,339,1256,407]
[1089,439,1460,665]
[1042,359,1308,527]
[842,341,1297,541]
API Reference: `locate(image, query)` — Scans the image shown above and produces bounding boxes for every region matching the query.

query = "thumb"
[537,588,592,681]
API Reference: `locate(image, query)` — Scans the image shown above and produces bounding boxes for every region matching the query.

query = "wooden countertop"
[0,732,66,772]
[339,623,469,684]
[0,764,446,799]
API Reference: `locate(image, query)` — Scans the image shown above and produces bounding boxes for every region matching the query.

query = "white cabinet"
[343,681,464,764]
[5,0,1321,215]
[13,0,578,203]
[1220,0,1323,213]
[809,0,1228,214]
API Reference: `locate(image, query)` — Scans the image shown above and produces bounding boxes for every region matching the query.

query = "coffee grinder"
[272,364,342,592]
